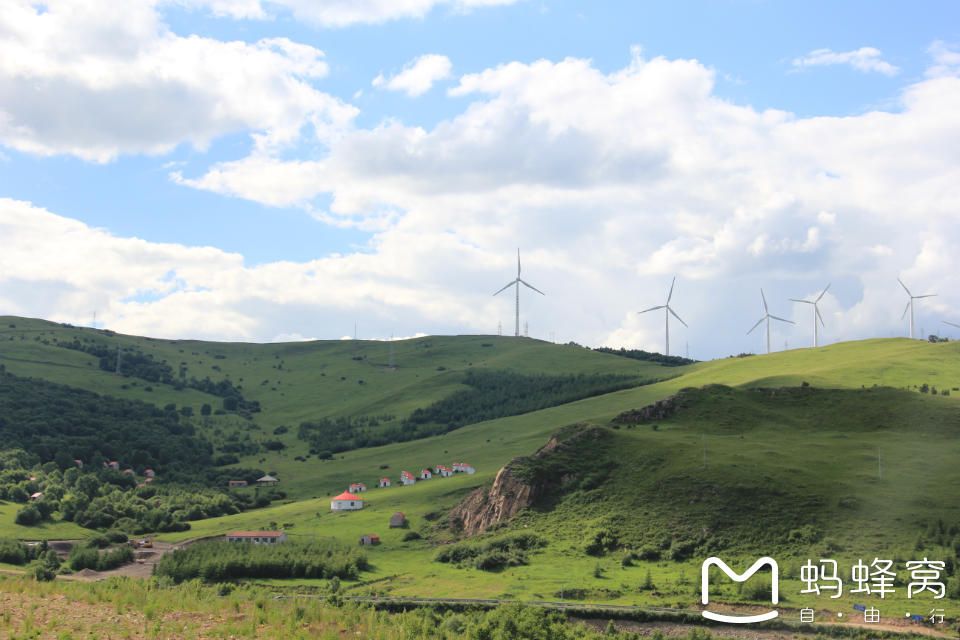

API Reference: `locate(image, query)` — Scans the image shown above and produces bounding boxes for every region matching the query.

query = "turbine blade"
[898,277,912,297]
[493,280,517,296]
[667,276,676,304]
[944,321,960,329]
[769,315,795,324]
[914,294,936,299]
[816,283,831,302]
[790,298,813,304]
[639,305,665,314]
[519,279,545,295]
[668,306,688,327]
[747,317,765,335]
[816,306,825,327]
[517,248,521,277]
[760,289,768,313]
[901,301,910,320]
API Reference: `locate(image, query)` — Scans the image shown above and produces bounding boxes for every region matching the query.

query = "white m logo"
[701,556,779,624]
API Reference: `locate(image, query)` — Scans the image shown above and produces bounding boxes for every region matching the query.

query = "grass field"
[3,315,960,617]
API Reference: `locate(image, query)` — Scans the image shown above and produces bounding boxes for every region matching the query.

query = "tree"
[200,403,212,417]
[15,505,42,526]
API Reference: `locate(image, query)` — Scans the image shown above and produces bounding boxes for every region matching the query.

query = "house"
[452,462,476,474]
[436,465,453,478]
[29,492,43,501]
[144,469,156,479]
[349,482,367,493]
[330,491,364,511]
[225,531,287,544]
[419,468,432,480]
[227,480,248,488]
[378,477,391,488]
[358,534,380,546]
[122,468,135,476]
[73,459,84,468]
[105,461,120,471]
[389,512,407,528]
[400,471,416,486]
[257,474,279,485]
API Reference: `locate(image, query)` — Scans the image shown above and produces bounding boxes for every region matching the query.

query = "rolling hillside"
[2,315,960,613]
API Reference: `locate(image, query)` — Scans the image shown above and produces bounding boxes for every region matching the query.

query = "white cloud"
[0,1,357,161]
[927,41,960,78]
[373,54,453,97]
[170,48,960,355]
[6,46,960,357]
[181,0,519,27]
[792,47,900,76]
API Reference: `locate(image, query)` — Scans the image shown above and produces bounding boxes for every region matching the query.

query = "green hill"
[2,315,960,613]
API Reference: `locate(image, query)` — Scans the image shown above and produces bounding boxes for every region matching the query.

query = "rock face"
[448,463,535,537]
[447,426,605,537]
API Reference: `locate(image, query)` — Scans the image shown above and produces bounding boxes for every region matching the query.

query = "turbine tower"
[639,276,687,357]
[747,289,795,354]
[494,249,544,337]
[898,278,935,339]
[790,283,830,348]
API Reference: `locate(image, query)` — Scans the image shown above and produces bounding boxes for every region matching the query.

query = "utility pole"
[497,321,502,336]
[524,321,529,338]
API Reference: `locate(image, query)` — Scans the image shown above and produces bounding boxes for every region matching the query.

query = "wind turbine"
[639,276,687,357]
[943,320,960,332]
[494,249,544,337]
[790,283,830,348]
[898,278,935,339]
[747,289,795,354]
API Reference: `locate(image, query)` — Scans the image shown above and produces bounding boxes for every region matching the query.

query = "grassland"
[3,315,960,618]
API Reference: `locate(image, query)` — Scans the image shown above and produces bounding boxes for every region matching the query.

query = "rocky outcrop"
[447,425,607,536]
[448,463,535,537]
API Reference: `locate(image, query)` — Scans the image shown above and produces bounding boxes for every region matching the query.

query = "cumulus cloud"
[179,0,519,27]
[0,0,357,161]
[5,44,960,356]
[792,47,900,76]
[373,54,453,97]
[169,48,960,355]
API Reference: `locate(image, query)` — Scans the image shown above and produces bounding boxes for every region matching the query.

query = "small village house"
[257,474,279,486]
[436,465,453,477]
[144,469,156,479]
[106,461,120,471]
[225,531,287,544]
[378,477,391,488]
[389,512,407,528]
[228,480,248,488]
[349,482,367,493]
[330,491,364,511]
[122,468,135,476]
[400,471,416,486]
[419,468,432,480]
[29,492,43,501]
[358,534,380,546]
[452,462,476,474]
[73,459,83,468]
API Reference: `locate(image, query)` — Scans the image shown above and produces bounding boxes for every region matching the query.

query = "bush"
[15,505,42,526]
[402,531,422,542]
[0,538,29,565]
[156,540,367,583]
[434,534,545,571]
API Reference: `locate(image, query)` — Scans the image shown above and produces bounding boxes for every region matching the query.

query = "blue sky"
[1,0,959,356]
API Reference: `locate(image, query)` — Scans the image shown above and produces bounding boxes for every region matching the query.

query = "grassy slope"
[148,338,960,610]
[4,315,960,611]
